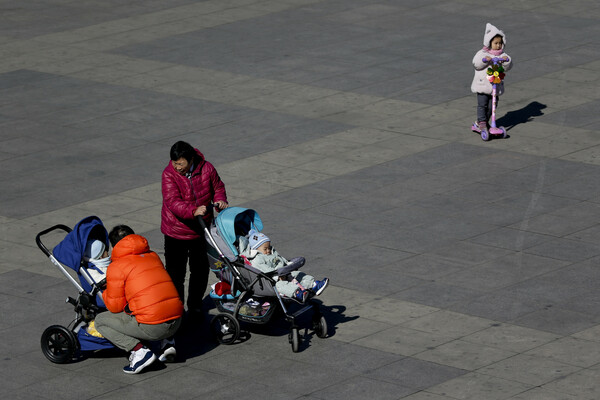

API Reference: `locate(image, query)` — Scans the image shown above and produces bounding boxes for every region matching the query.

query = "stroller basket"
[209,258,277,324]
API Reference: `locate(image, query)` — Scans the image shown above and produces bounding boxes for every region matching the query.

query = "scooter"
[471,57,508,141]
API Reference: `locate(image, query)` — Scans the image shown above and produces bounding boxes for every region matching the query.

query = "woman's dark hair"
[109,225,135,247]
[170,141,196,162]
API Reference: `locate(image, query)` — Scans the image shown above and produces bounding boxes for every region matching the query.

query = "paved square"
[1,0,600,399]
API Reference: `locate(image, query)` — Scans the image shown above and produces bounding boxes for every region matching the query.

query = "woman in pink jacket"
[161,141,228,321]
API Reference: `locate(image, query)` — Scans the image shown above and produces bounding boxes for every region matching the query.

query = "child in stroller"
[37,216,115,363]
[203,207,329,352]
[82,238,110,296]
[240,229,329,303]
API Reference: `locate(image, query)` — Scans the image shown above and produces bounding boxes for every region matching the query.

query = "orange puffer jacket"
[103,234,183,324]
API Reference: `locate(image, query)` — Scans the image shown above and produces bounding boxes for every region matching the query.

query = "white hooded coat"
[471,23,513,95]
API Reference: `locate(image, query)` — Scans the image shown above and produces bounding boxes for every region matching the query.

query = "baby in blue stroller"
[203,207,329,352]
[37,216,115,363]
[239,229,329,303]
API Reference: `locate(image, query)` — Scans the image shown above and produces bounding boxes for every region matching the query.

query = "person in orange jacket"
[94,225,183,374]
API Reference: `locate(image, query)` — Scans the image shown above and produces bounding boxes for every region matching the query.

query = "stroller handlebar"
[196,202,222,230]
[36,224,72,257]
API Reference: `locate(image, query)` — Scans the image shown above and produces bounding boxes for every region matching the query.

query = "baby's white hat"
[248,229,270,250]
[84,239,106,261]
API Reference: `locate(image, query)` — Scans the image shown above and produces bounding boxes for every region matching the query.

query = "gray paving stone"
[462,323,560,354]
[510,306,599,336]
[17,373,126,400]
[354,325,454,357]
[541,368,600,400]
[509,387,581,400]
[393,281,486,309]
[315,376,417,400]
[542,171,600,200]
[449,292,541,323]
[366,357,467,391]
[525,237,600,262]
[468,227,554,251]
[394,254,468,280]
[427,372,533,400]
[376,226,458,255]
[438,252,570,291]
[525,337,600,368]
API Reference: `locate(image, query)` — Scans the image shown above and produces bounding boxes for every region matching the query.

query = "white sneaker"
[123,346,156,374]
[158,338,176,363]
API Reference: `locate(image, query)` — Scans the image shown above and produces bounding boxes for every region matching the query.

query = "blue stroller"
[36,216,114,363]
[201,207,328,352]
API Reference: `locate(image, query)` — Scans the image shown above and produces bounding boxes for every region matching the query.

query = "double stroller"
[36,216,114,363]
[202,207,328,352]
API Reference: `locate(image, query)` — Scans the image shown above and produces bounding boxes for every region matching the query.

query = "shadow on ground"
[203,302,358,353]
[497,101,547,131]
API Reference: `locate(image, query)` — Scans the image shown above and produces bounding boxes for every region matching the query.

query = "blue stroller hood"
[53,216,109,272]
[214,207,263,257]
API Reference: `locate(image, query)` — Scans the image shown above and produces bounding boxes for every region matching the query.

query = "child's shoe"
[312,278,329,296]
[123,346,156,374]
[477,121,487,132]
[294,289,308,303]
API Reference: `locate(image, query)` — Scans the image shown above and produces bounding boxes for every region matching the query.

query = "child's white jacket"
[471,23,513,95]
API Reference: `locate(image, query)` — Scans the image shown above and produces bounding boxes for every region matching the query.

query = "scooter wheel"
[481,129,490,141]
[501,127,507,138]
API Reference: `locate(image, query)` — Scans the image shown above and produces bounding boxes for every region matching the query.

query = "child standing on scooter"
[471,23,513,133]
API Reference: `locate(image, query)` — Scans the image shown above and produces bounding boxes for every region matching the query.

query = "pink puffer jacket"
[160,149,227,240]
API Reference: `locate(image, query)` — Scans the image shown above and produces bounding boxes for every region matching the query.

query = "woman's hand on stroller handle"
[194,201,228,217]
[193,205,208,217]
[213,201,228,211]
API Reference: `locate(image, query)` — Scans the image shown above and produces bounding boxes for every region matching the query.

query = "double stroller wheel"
[211,313,240,345]
[41,325,78,364]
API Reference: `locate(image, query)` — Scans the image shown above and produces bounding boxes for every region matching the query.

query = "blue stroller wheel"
[41,325,78,364]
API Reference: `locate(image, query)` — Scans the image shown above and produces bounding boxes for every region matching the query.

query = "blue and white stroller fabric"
[209,207,263,260]
[53,215,109,305]
[52,215,113,351]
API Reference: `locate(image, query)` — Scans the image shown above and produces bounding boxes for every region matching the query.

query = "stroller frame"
[36,218,114,364]
[201,209,327,352]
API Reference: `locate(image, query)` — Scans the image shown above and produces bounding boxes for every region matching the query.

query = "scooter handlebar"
[484,57,508,65]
